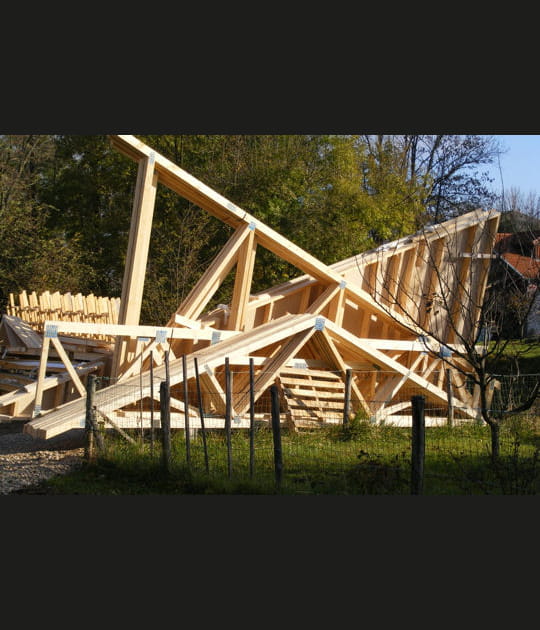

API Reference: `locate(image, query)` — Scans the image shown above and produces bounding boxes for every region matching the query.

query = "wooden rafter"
[13,134,502,435]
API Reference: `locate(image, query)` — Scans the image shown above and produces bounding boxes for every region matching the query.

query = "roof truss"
[19,135,500,438]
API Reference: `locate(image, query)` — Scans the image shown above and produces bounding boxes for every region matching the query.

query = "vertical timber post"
[111,152,158,378]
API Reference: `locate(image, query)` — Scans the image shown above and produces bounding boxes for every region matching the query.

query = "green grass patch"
[21,416,540,495]
[487,338,540,374]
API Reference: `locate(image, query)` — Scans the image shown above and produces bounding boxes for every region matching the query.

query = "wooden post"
[445,368,454,427]
[84,374,96,462]
[225,357,233,478]
[111,154,158,377]
[84,374,103,461]
[139,354,144,442]
[194,357,209,473]
[149,351,155,456]
[249,357,255,478]
[343,368,352,427]
[411,395,425,495]
[270,384,283,491]
[165,349,170,387]
[160,380,172,473]
[182,354,191,469]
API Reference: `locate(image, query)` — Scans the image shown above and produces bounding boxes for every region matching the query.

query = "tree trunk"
[490,421,500,462]
[480,377,500,463]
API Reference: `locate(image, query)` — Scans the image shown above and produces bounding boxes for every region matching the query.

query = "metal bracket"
[44,324,58,338]
[314,317,325,331]
[155,329,168,344]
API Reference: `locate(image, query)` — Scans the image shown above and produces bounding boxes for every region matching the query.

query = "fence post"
[270,384,283,491]
[411,395,425,495]
[149,351,155,456]
[160,380,172,474]
[193,357,209,473]
[343,368,352,427]
[164,349,170,387]
[139,355,144,443]
[85,374,97,462]
[182,354,191,469]
[249,357,255,478]
[225,357,233,478]
[445,368,454,428]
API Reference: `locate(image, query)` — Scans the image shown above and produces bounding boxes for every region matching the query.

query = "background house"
[490,219,540,338]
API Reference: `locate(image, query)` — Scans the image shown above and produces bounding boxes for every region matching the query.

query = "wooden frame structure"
[14,135,501,439]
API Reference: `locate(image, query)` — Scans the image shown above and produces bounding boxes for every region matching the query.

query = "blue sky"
[484,134,540,198]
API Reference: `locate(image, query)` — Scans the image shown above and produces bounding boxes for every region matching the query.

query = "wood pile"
[7,290,120,333]
[0,315,111,420]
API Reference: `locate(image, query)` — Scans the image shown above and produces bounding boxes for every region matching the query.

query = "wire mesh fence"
[83,368,540,495]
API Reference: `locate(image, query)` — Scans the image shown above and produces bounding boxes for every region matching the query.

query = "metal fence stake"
[270,384,283,491]
[411,395,425,495]
[343,368,352,427]
[160,380,172,474]
[249,357,255,478]
[225,357,232,478]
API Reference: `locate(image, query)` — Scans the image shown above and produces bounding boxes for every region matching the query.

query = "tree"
[361,135,501,222]
[356,209,539,460]
[0,134,92,311]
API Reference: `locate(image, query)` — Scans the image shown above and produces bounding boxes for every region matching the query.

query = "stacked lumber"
[17,135,501,439]
[0,315,111,419]
[7,290,120,333]
[277,367,348,427]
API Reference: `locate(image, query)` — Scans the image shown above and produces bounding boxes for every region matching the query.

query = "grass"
[18,415,540,496]
[487,337,540,374]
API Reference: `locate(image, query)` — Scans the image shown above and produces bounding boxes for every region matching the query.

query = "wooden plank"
[0,360,103,416]
[228,226,257,331]
[32,335,51,417]
[1,315,43,348]
[235,328,318,415]
[314,329,371,415]
[322,319,477,418]
[327,284,346,326]
[112,154,158,377]
[306,283,341,315]
[198,369,234,416]
[371,352,425,416]
[278,376,344,389]
[50,337,87,397]
[282,387,345,400]
[279,367,341,380]
[168,222,254,324]
[39,319,238,341]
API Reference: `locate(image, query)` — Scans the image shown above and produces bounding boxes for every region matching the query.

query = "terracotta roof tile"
[501,252,540,279]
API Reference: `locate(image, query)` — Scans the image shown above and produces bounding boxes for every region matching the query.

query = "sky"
[484,134,540,199]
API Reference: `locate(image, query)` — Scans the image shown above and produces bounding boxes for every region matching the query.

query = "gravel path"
[0,422,85,494]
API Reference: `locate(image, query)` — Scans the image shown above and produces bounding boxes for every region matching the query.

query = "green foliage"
[0,135,96,310]
[0,134,504,324]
